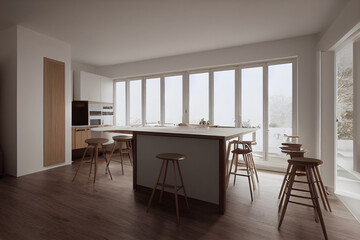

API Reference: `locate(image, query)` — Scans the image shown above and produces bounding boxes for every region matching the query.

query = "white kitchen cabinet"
[74,71,113,103]
[100,77,114,103]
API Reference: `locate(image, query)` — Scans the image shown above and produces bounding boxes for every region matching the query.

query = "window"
[189,72,209,124]
[115,81,126,126]
[268,63,293,156]
[165,75,183,125]
[241,67,263,155]
[146,78,161,125]
[214,70,235,126]
[129,80,142,125]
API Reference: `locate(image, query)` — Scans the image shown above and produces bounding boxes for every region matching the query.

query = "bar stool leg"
[279,165,293,212]
[278,166,296,228]
[88,147,95,179]
[250,153,259,183]
[127,140,134,166]
[106,141,117,174]
[119,146,124,175]
[176,160,189,209]
[72,146,89,182]
[244,155,253,202]
[228,153,236,186]
[102,145,112,180]
[225,141,232,176]
[305,166,319,223]
[312,167,327,211]
[307,166,328,240]
[247,154,256,191]
[171,160,180,223]
[147,160,165,212]
[159,160,169,202]
[233,154,239,186]
[278,163,291,199]
[315,166,332,212]
[93,145,99,184]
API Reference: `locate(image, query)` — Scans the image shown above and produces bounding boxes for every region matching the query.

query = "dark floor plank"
[0,155,358,240]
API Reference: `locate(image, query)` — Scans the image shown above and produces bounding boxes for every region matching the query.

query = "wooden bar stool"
[278,158,328,240]
[279,156,331,212]
[226,140,259,185]
[278,149,307,200]
[147,153,189,223]
[72,138,112,183]
[228,145,255,201]
[107,135,134,175]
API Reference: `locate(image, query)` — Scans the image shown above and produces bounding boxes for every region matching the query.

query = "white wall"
[320,51,336,190]
[0,26,18,176]
[16,26,72,176]
[316,0,360,189]
[97,35,319,159]
[317,0,360,51]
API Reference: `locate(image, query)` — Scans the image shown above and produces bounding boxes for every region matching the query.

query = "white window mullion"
[160,76,165,125]
[292,59,298,136]
[183,73,189,124]
[209,71,214,125]
[236,67,241,128]
[141,78,146,126]
[263,64,269,161]
[126,80,130,126]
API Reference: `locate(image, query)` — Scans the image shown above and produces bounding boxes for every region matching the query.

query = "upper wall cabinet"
[74,71,113,103]
[100,76,114,103]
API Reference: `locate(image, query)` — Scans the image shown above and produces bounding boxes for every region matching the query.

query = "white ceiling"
[0,0,348,66]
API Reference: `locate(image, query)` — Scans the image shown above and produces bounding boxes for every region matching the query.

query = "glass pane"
[129,80,142,125]
[165,75,183,125]
[115,81,126,126]
[146,78,160,125]
[189,72,209,124]
[241,67,263,157]
[336,44,358,196]
[268,63,292,159]
[214,70,235,126]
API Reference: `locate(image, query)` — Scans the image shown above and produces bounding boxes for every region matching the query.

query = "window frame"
[113,58,297,134]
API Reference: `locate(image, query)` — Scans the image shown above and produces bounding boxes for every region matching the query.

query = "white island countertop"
[91,126,258,140]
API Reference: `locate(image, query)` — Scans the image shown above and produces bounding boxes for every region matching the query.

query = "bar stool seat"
[278,157,328,239]
[107,134,134,175]
[232,148,251,155]
[281,142,302,148]
[113,135,133,141]
[72,138,112,183]
[85,138,108,145]
[156,153,185,161]
[291,157,322,165]
[147,153,189,223]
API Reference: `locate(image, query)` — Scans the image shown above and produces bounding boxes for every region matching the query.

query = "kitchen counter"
[92,126,258,214]
[91,125,257,140]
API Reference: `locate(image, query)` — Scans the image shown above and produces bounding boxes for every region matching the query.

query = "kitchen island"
[92,126,257,213]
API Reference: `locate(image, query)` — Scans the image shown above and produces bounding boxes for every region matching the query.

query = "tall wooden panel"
[44,57,65,166]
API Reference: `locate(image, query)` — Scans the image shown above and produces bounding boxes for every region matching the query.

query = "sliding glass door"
[241,67,263,159]
[241,61,296,163]
[268,63,293,161]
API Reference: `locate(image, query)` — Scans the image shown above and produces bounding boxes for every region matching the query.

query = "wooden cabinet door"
[74,127,91,149]
[44,58,65,166]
